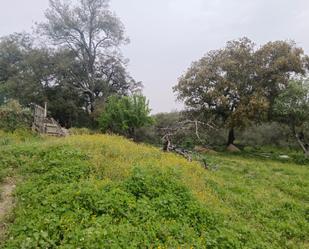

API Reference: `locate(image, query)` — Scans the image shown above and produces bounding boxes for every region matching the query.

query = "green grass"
[0,134,308,248]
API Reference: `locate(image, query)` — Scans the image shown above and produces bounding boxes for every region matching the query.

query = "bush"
[98,95,154,140]
[236,123,295,148]
[290,154,309,165]
[0,100,32,132]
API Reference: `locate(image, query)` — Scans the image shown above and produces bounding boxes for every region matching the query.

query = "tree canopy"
[174,37,309,146]
[39,0,139,113]
[0,0,139,127]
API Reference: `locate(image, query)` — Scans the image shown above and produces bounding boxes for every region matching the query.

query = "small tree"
[99,95,154,139]
[273,80,309,156]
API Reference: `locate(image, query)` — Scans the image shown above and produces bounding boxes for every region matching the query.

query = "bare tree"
[160,118,215,162]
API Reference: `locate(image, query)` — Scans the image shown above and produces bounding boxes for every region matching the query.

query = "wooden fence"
[32,104,66,136]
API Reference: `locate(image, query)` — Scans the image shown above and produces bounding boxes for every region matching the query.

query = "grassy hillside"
[0,134,308,248]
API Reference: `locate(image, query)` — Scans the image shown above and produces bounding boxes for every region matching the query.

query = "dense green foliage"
[99,95,154,139]
[174,38,309,145]
[273,80,309,155]
[0,134,308,248]
[38,0,139,113]
[0,100,32,132]
[274,80,309,128]
[0,0,138,128]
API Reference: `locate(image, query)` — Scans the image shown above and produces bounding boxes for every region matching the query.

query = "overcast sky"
[1,0,309,113]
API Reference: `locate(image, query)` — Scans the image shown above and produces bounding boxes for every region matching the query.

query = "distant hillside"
[0,134,308,248]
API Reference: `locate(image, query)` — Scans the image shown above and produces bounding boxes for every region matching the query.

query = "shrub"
[98,95,154,140]
[0,100,32,132]
[290,154,309,165]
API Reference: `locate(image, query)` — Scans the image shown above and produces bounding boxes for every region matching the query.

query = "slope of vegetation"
[0,134,308,248]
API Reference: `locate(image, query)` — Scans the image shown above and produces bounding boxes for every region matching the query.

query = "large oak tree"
[174,38,308,146]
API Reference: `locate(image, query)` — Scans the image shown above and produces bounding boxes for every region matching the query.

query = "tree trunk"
[163,136,171,152]
[295,132,309,157]
[227,128,235,146]
[128,127,136,141]
[291,125,309,157]
[87,93,95,113]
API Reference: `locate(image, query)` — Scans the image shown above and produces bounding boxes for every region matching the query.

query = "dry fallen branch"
[160,119,216,162]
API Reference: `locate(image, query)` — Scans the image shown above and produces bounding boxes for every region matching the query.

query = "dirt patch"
[194,146,218,154]
[0,178,16,240]
[226,144,241,152]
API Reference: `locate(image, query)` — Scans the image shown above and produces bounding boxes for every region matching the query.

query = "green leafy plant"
[0,134,308,248]
[0,100,32,132]
[99,95,154,140]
